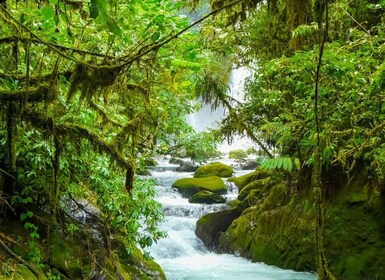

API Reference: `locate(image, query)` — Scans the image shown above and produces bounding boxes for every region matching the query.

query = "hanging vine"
[313,1,335,279]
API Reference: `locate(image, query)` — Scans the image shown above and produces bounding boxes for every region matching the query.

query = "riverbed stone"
[172,176,227,198]
[194,162,233,178]
[229,149,248,160]
[176,161,199,172]
[240,159,259,170]
[195,208,243,245]
[188,190,226,204]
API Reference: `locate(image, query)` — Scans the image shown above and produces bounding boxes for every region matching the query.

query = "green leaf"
[294,158,301,170]
[108,19,122,37]
[151,31,161,42]
[20,13,26,24]
[113,215,123,225]
[277,157,283,169]
[90,0,100,19]
[20,213,27,221]
[41,6,55,20]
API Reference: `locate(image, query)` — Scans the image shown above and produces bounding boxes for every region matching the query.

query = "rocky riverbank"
[195,168,385,279]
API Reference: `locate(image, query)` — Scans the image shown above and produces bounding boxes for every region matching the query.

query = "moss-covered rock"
[227,169,272,192]
[49,232,85,279]
[194,162,233,178]
[195,208,243,245]
[172,176,226,198]
[217,170,385,279]
[229,149,248,160]
[188,190,226,204]
[238,177,271,201]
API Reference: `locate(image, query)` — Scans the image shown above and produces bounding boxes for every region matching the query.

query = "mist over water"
[187,67,255,153]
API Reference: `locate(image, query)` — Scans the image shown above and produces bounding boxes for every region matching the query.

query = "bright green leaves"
[41,5,55,20]
[88,0,122,37]
[262,157,301,172]
[20,211,33,222]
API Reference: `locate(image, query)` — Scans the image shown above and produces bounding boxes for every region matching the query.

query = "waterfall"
[187,67,255,152]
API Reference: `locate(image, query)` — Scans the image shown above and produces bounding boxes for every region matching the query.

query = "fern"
[261,156,301,172]
[171,59,201,71]
[292,23,318,38]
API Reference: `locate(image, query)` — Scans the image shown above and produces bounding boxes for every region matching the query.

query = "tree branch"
[0,86,51,102]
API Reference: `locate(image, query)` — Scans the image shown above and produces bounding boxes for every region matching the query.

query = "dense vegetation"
[1,0,385,279]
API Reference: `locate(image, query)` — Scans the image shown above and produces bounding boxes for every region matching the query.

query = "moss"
[229,149,248,160]
[194,162,233,178]
[0,264,45,280]
[172,176,226,197]
[238,177,271,201]
[49,233,85,279]
[188,190,226,204]
[260,183,289,211]
[218,172,385,279]
[196,208,243,245]
[113,240,165,280]
[228,169,272,191]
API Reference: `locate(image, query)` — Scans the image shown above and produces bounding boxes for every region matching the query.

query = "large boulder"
[188,190,226,204]
[194,162,233,178]
[195,208,243,245]
[172,176,227,198]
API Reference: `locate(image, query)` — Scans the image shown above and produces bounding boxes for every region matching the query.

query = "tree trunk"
[286,0,312,50]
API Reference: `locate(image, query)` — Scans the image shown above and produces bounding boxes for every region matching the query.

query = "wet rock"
[188,191,226,204]
[229,149,248,160]
[240,160,259,170]
[195,208,242,245]
[172,176,227,198]
[194,162,233,178]
[176,162,199,172]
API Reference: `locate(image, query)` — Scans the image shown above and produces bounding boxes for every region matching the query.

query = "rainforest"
[1,0,385,279]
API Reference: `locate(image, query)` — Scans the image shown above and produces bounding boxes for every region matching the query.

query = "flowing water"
[148,158,316,280]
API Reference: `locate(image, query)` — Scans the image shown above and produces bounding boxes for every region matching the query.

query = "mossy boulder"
[238,177,271,201]
[172,176,226,198]
[229,149,248,160]
[195,208,243,245]
[49,233,86,279]
[218,169,385,279]
[188,190,226,204]
[228,169,273,192]
[194,162,233,178]
[118,246,166,280]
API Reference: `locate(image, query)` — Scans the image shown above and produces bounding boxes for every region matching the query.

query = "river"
[147,158,316,280]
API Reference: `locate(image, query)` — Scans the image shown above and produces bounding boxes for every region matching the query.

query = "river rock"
[188,190,226,204]
[169,157,185,165]
[195,208,242,245]
[240,159,259,170]
[176,161,199,172]
[194,162,233,178]
[172,176,227,198]
[229,149,248,160]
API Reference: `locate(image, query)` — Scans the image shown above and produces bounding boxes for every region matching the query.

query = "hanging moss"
[68,63,122,101]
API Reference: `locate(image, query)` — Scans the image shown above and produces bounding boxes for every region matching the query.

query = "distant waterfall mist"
[187,67,254,152]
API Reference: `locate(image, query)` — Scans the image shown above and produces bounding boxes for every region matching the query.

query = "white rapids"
[147,158,316,280]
